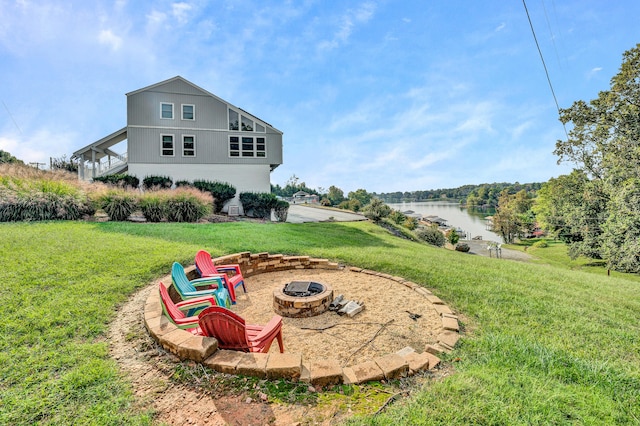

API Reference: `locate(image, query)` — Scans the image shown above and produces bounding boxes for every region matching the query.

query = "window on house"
[228,107,266,132]
[183,136,195,156]
[161,103,174,119]
[229,136,266,158]
[182,104,195,120]
[229,136,240,157]
[229,109,239,130]
[241,115,254,131]
[161,135,174,156]
[241,137,254,156]
[256,137,266,157]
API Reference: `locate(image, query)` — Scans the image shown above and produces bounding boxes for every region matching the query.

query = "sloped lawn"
[0,221,638,424]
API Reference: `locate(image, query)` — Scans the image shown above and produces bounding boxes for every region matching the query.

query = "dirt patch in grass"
[108,268,446,424]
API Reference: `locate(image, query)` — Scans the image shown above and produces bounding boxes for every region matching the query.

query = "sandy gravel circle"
[233,268,442,366]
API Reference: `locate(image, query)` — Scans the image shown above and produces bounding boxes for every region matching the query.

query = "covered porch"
[72,127,128,181]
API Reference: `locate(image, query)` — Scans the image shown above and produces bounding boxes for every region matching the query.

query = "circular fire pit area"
[273,281,333,317]
[144,252,462,387]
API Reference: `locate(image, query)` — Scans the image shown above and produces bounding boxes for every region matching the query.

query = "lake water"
[387,201,502,242]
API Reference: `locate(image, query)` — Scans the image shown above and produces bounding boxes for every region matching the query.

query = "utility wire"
[522,0,569,140]
[2,99,23,135]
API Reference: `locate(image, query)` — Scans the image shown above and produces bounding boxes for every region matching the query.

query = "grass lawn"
[1,221,639,424]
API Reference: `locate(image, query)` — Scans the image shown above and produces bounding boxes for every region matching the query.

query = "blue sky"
[1,1,639,193]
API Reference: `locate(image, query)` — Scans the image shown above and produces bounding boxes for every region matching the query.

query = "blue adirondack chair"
[171,262,231,308]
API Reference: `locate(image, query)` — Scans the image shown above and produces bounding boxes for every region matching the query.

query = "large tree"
[491,189,535,244]
[553,43,640,271]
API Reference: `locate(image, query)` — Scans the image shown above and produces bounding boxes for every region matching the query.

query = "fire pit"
[273,281,333,318]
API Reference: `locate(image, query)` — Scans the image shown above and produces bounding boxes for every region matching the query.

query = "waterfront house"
[71,76,283,212]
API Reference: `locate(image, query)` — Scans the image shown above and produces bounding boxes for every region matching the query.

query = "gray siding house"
[72,76,283,212]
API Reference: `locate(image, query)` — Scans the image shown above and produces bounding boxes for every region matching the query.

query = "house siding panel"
[128,91,228,130]
[128,127,282,166]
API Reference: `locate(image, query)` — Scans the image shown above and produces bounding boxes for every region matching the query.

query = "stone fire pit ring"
[273,281,333,318]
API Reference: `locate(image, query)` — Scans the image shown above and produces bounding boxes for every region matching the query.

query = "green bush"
[274,200,290,222]
[165,188,211,222]
[174,180,193,188]
[239,192,278,219]
[415,226,446,247]
[193,180,236,213]
[404,216,418,230]
[532,240,549,248]
[142,175,173,190]
[98,190,138,221]
[362,198,392,223]
[337,199,362,212]
[389,210,407,225]
[447,229,460,245]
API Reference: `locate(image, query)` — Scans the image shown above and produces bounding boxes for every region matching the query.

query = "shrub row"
[239,192,289,222]
[0,191,95,222]
[97,188,213,222]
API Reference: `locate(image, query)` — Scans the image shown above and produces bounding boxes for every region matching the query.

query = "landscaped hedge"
[142,175,173,190]
[239,192,279,219]
[193,180,236,213]
[93,173,139,188]
[274,199,290,222]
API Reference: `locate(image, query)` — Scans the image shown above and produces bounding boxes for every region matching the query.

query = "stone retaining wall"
[144,252,461,386]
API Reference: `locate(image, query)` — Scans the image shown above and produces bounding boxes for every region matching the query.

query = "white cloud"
[495,22,506,32]
[98,29,123,51]
[0,129,71,165]
[172,2,192,25]
[317,1,377,51]
[587,67,603,79]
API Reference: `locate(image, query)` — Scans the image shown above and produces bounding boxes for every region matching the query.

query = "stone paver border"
[144,252,461,386]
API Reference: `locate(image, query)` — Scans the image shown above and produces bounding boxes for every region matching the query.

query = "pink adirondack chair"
[198,306,284,353]
[159,282,218,334]
[195,250,247,303]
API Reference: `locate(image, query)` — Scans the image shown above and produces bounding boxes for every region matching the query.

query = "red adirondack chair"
[195,250,247,302]
[198,306,284,353]
[159,282,218,334]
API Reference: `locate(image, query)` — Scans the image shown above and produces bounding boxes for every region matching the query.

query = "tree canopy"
[548,43,640,271]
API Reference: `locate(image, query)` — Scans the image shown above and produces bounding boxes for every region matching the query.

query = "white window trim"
[181,104,195,121]
[228,135,267,158]
[182,135,196,157]
[160,102,174,120]
[161,134,175,157]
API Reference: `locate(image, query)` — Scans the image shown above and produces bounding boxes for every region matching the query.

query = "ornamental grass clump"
[165,187,212,222]
[138,191,169,222]
[0,164,96,221]
[97,189,138,221]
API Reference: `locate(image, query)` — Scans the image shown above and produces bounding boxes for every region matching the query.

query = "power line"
[2,99,23,135]
[522,0,569,140]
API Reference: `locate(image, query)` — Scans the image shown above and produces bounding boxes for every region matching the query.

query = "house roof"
[126,76,282,134]
[72,126,127,161]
